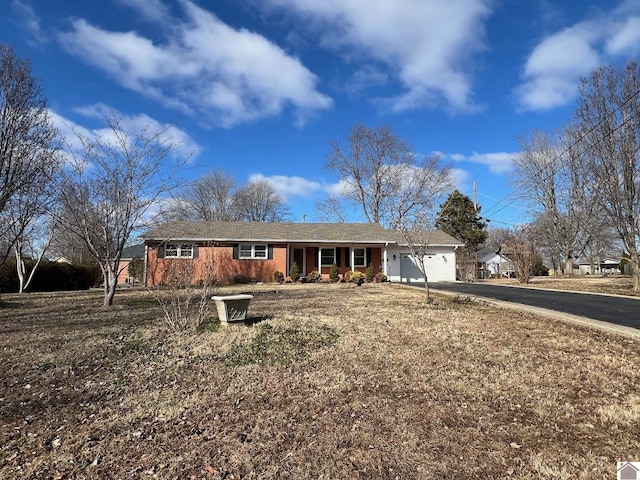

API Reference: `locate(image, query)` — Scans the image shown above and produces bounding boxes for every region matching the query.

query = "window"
[164,243,194,258]
[239,244,268,259]
[321,248,335,266]
[354,248,366,267]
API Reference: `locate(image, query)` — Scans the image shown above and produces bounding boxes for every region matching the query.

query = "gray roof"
[390,229,464,247]
[141,221,462,246]
[121,243,145,259]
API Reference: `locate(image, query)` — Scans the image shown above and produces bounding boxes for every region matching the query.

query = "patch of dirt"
[1,284,638,479]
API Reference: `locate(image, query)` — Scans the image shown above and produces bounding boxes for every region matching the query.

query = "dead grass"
[1,284,639,479]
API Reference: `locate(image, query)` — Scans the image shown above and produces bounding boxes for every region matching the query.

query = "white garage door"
[400,253,439,282]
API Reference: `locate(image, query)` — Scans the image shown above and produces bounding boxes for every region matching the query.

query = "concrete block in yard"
[212,294,253,324]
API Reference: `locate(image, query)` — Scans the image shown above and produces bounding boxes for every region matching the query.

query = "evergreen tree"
[435,190,488,251]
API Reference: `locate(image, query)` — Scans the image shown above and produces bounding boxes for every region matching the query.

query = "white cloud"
[248,173,344,201]
[448,152,516,174]
[605,16,640,56]
[515,1,640,111]
[49,106,200,161]
[261,0,492,113]
[11,0,47,44]
[57,1,332,127]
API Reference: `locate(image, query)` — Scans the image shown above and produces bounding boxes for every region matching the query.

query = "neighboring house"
[478,247,516,278]
[140,221,462,286]
[578,256,621,275]
[118,244,145,284]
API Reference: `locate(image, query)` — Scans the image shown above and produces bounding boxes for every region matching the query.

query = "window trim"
[164,243,194,259]
[239,243,268,260]
[320,247,336,267]
[353,247,367,267]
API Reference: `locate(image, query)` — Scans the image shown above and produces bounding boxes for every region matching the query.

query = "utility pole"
[473,180,478,280]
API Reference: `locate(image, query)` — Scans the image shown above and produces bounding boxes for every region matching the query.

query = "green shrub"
[289,262,300,283]
[365,264,375,283]
[273,270,284,284]
[531,261,549,276]
[375,272,388,282]
[329,262,339,283]
[306,271,322,283]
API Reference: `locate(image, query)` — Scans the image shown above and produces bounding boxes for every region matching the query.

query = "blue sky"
[2,0,639,227]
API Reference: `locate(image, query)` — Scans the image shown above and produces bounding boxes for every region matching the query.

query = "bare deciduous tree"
[233,178,290,222]
[0,44,60,263]
[314,195,348,223]
[512,129,600,276]
[326,123,453,228]
[2,183,56,292]
[58,113,186,307]
[503,226,537,284]
[576,61,640,290]
[162,169,240,222]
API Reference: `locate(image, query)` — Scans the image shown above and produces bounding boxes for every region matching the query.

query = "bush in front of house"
[375,272,388,282]
[343,270,353,283]
[228,272,250,284]
[306,271,322,283]
[365,264,375,283]
[350,271,365,285]
[329,262,339,283]
[273,270,284,284]
[289,262,300,283]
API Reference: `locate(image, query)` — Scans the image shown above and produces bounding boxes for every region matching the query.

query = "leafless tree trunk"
[326,123,452,228]
[504,226,537,284]
[513,129,600,276]
[58,113,186,307]
[0,45,60,264]
[576,61,640,290]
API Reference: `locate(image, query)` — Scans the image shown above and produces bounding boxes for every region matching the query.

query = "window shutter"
[193,245,199,258]
[268,244,273,260]
[314,247,319,267]
[345,247,350,267]
[336,247,341,267]
[157,244,164,258]
[366,248,372,266]
[232,244,239,259]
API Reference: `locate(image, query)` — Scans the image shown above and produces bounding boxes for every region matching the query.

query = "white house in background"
[578,257,621,275]
[478,247,516,278]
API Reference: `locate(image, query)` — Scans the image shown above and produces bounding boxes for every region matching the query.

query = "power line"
[481,85,640,221]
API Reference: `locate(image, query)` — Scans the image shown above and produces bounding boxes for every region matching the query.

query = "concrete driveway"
[405,281,640,333]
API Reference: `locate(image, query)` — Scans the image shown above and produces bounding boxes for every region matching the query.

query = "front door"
[293,248,304,275]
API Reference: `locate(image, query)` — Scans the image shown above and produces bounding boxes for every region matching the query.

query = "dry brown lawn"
[1,284,639,479]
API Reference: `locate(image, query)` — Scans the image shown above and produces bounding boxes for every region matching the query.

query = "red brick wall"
[145,243,287,285]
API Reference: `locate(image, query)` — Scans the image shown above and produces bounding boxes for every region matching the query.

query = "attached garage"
[399,248,457,283]
[385,231,463,283]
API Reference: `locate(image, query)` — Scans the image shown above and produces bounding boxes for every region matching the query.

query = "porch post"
[317,246,322,273]
[286,243,290,276]
[383,245,388,276]
[351,246,355,271]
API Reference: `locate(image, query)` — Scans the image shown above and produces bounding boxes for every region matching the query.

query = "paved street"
[410,282,640,331]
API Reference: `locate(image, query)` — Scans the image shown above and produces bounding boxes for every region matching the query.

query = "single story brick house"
[140,221,462,286]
